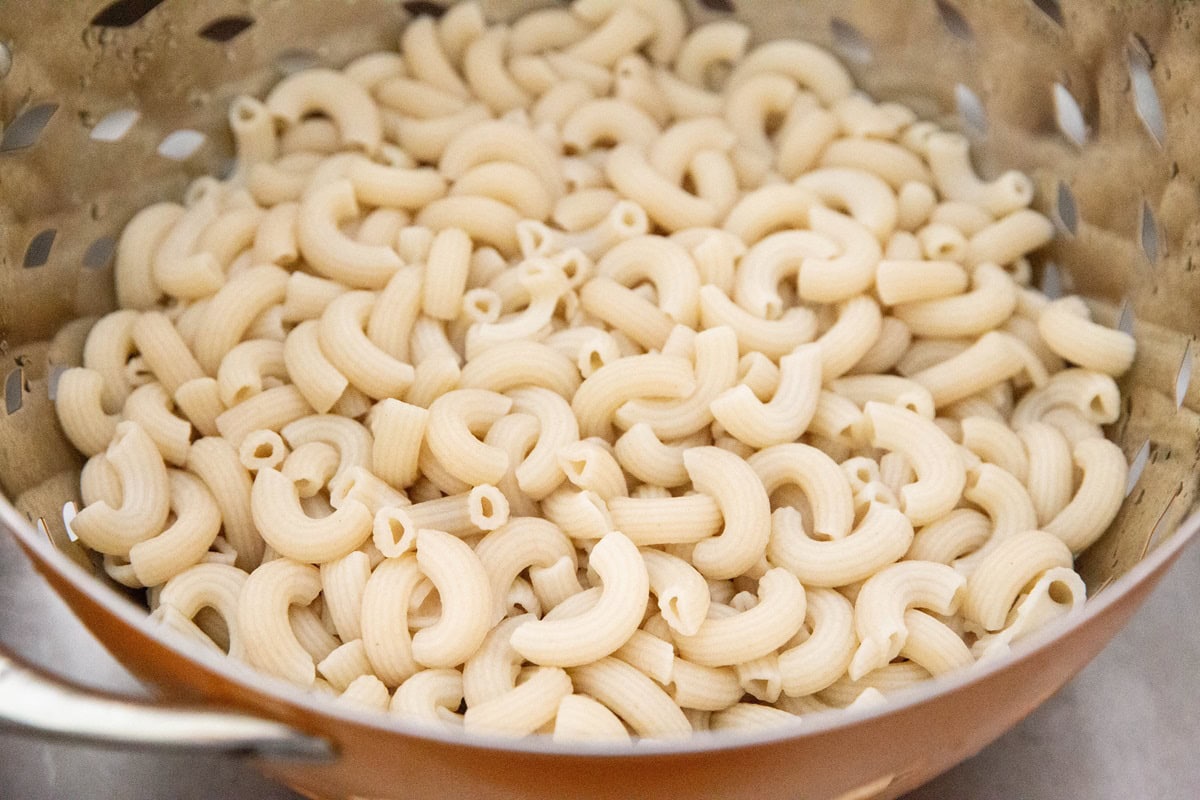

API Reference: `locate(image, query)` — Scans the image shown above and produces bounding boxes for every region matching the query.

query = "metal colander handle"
[0,649,334,760]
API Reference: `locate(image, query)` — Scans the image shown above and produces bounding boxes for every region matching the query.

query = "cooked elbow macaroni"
[64,0,1138,740]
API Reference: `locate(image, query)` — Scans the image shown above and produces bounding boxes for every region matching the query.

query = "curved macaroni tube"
[265,68,382,153]
[685,446,772,579]
[157,562,249,658]
[451,162,552,220]
[1037,296,1135,377]
[830,374,935,420]
[925,132,1033,216]
[83,309,141,413]
[724,72,797,155]
[734,230,837,320]
[55,368,121,457]
[70,422,170,557]
[723,184,817,245]
[605,144,719,232]
[909,331,1043,409]
[297,180,404,289]
[674,20,749,85]
[425,389,513,486]
[648,118,737,184]
[571,353,694,439]
[131,311,204,397]
[893,263,1017,339]
[127,470,221,587]
[416,196,522,257]
[849,560,967,679]
[906,509,992,565]
[239,429,288,474]
[122,382,191,466]
[698,285,818,359]
[390,668,464,730]
[816,296,883,381]
[463,26,533,114]
[346,158,447,211]
[727,39,853,104]
[963,529,1073,631]
[897,609,974,676]
[503,387,577,500]
[711,344,821,449]
[597,235,701,327]
[558,439,627,500]
[674,569,806,667]
[369,399,428,490]
[361,554,424,686]
[472,517,577,624]
[237,558,323,686]
[440,119,565,200]
[769,502,912,587]
[964,209,1055,268]
[190,264,289,374]
[115,203,184,310]
[795,167,898,242]
[216,339,287,408]
[569,657,691,739]
[566,5,656,66]
[318,291,415,400]
[895,181,937,232]
[319,550,371,642]
[613,424,701,488]
[641,548,711,637]
[401,15,469,97]
[748,443,854,541]
[462,614,532,708]
[280,414,372,502]
[607,493,720,545]
[484,413,542,518]
[410,529,491,668]
[971,566,1085,661]
[616,325,737,439]
[777,587,856,697]
[466,260,569,358]
[464,666,574,737]
[1043,438,1127,553]
[573,0,686,64]
[251,468,372,563]
[874,259,968,307]
[459,340,581,399]
[863,401,966,526]
[510,531,648,667]
[553,694,631,743]
[820,138,932,190]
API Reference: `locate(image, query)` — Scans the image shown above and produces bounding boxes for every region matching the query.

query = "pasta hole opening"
[1048,580,1074,605]
[478,496,494,517]
[253,443,275,459]
[567,459,588,480]
[230,386,253,406]
[585,348,606,374]
[194,606,231,653]
[702,62,733,94]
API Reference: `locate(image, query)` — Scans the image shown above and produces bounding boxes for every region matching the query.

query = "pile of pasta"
[53,0,1136,740]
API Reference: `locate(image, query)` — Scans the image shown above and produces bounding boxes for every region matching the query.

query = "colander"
[1,1,1198,798]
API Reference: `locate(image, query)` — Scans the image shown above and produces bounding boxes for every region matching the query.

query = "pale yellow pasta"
[749,443,854,541]
[674,569,805,667]
[297,179,403,289]
[711,344,821,449]
[725,72,798,157]
[317,639,373,693]
[237,558,323,686]
[390,668,465,730]
[893,263,1017,339]
[238,429,289,474]
[909,331,1044,409]
[820,138,932,190]
[281,321,349,414]
[964,209,1055,268]
[906,509,992,565]
[128,470,222,587]
[816,296,883,381]
[971,566,1085,661]
[408,528,491,668]
[187,437,261,570]
[849,560,966,679]
[360,554,424,687]
[768,503,913,588]
[510,531,646,667]
[319,550,371,642]
[569,656,691,739]
[960,416,1029,482]
[613,424,699,488]
[368,399,428,490]
[874,260,968,306]
[777,586,856,697]
[732,231,835,320]
[699,287,816,360]
[265,67,382,153]
[424,389,512,486]
[1010,368,1121,430]
[929,201,994,237]
[896,609,973,677]
[54,367,121,457]
[186,264,287,374]
[339,674,392,712]
[727,38,852,104]
[604,144,719,232]
[963,530,1073,631]
[130,312,205,396]
[1037,296,1136,377]
[666,657,743,711]
[553,694,631,743]
[674,20,749,86]
[114,203,184,310]
[250,468,372,563]
[82,309,141,412]
[925,132,1033,216]
[319,291,415,400]
[1043,438,1127,553]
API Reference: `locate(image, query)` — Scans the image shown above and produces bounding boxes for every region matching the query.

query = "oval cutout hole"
[24,229,57,268]
[1055,181,1078,235]
[90,108,140,142]
[934,0,973,41]
[1,103,58,151]
[1031,0,1065,26]
[1175,340,1193,409]
[198,15,255,43]
[1125,440,1150,497]
[157,129,206,160]
[830,18,872,65]
[83,236,117,270]
[4,366,24,414]
[1128,36,1165,147]
[1140,201,1158,265]
[91,0,168,27]
[954,83,987,137]
[1052,83,1088,147]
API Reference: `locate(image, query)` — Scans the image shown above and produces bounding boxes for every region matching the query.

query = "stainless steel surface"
[0,649,333,760]
[2,529,1197,799]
